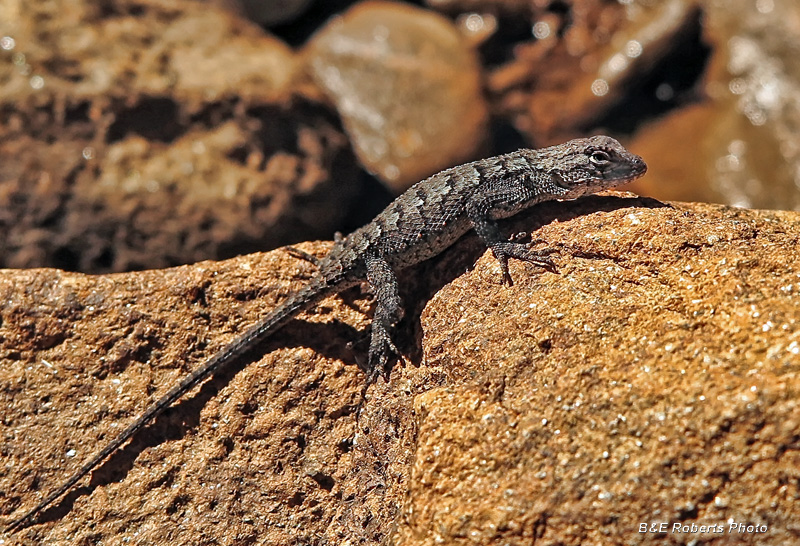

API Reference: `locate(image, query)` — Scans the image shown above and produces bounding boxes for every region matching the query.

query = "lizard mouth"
[610,155,648,182]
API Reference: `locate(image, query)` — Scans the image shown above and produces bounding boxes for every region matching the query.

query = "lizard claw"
[491,242,558,285]
[365,326,399,383]
[284,246,320,267]
[527,238,556,251]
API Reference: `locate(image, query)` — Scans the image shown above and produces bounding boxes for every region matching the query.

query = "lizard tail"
[6,276,336,533]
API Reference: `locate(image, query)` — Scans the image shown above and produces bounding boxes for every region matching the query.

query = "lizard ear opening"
[550,171,571,189]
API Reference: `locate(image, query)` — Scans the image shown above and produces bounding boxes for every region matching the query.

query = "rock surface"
[394,199,800,545]
[0,0,358,273]
[1,195,798,545]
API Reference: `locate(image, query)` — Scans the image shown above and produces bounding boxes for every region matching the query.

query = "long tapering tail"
[6,276,336,532]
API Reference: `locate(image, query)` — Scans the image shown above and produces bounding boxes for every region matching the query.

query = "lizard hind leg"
[364,255,404,381]
[284,245,322,267]
[285,233,345,268]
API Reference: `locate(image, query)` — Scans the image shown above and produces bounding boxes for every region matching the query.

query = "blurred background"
[1,0,798,274]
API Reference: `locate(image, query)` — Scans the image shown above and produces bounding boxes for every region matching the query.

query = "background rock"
[303,1,489,191]
[2,195,798,545]
[4,0,796,274]
[629,0,800,210]
[0,0,359,273]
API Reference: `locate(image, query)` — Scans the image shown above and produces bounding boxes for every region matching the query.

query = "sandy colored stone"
[0,247,389,545]
[1,195,799,545]
[396,197,800,545]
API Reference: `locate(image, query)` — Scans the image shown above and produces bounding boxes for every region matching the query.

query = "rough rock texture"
[2,195,799,545]
[394,199,800,545]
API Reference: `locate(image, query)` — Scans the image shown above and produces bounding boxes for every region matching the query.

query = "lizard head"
[535,135,647,199]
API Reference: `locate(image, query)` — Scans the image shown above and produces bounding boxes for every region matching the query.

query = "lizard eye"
[590,150,611,165]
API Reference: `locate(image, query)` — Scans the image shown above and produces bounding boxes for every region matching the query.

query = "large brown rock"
[395,199,800,545]
[0,0,358,274]
[1,194,798,545]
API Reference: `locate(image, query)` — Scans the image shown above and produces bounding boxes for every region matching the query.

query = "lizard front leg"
[467,196,557,285]
[364,255,404,380]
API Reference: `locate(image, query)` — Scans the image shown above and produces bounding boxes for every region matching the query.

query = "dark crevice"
[287,491,306,507]
[588,6,711,134]
[91,247,115,271]
[106,98,182,143]
[52,247,80,272]
[310,472,335,492]
[267,0,365,46]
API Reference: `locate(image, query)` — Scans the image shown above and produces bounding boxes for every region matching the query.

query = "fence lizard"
[5,135,646,531]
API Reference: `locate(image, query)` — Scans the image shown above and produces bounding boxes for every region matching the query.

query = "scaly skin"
[5,135,646,532]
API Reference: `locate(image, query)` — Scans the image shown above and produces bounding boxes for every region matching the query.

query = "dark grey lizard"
[5,135,646,532]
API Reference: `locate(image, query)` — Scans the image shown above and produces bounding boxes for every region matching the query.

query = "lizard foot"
[364,325,399,383]
[490,242,558,285]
